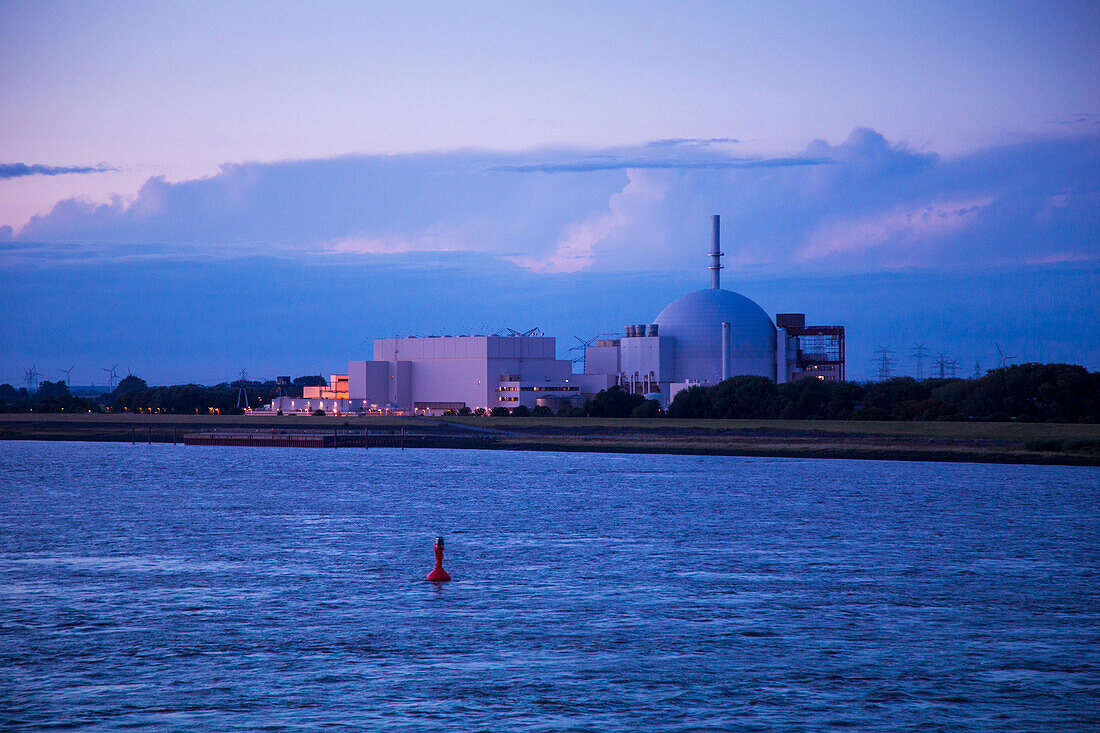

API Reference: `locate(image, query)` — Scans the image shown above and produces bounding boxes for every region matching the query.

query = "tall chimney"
[709,214,722,290]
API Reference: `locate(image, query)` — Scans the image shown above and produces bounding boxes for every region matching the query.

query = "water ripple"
[0,442,1097,731]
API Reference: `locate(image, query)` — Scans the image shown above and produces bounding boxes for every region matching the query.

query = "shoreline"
[1,414,1097,467]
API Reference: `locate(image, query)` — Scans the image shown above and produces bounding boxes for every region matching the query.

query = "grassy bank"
[436,416,1100,442]
[1,414,1097,466]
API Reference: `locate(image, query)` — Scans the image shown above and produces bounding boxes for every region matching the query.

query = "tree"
[777,377,835,419]
[113,374,148,396]
[631,399,663,418]
[490,406,509,416]
[36,380,71,401]
[825,381,864,420]
[711,376,778,418]
[584,386,645,418]
[531,405,553,417]
[288,375,327,398]
[667,385,714,418]
[511,405,531,417]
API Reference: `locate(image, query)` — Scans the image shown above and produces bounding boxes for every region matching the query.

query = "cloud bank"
[8,129,1100,276]
[0,162,116,179]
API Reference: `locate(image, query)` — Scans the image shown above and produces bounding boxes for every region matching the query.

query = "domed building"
[654,288,777,383]
[581,216,844,404]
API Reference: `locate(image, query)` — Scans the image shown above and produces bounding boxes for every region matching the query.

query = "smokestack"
[721,321,731,380]
[710,214,722,290]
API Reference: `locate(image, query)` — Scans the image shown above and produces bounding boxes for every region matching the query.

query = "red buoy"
[426,536,452,581]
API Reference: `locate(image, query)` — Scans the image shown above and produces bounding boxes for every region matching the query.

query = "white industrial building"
[269,216,844,415]
[347,334,594,413]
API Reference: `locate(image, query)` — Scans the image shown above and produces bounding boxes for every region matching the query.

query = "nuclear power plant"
[270,216,844,415]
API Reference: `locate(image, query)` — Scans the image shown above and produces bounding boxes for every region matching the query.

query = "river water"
[1,441,1097,731]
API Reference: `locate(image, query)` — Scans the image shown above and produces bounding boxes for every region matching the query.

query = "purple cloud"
[10,128,1099,277]
[0,162,116,179]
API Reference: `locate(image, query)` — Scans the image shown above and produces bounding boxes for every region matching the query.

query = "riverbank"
[1,414,1098,466]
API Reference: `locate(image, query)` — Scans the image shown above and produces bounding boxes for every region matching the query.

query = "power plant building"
[269,216,844,415]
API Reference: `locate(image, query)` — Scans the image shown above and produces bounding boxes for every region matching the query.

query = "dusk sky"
[2,1,1098,385]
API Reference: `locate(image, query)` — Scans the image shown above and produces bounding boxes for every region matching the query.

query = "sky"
[1,1,1098,385]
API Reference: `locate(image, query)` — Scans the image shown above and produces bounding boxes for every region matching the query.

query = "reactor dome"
[654,288,777,384]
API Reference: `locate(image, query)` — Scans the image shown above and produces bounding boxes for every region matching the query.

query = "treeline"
[0,381,101,414]
[666,363,1100,423]
[454,363,1098,422]
[4,364,1097,422]
[0,374,329,414]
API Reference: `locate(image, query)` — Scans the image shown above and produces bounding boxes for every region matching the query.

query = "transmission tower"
[23,366,40,391]
[873,347,896,381]
[972,361,982,379]
[933,353,950,379]
[569,336,597,371]
[499,326,544,337]
[947,359,960,379]
[909,344,929,380]
[236,368,250,410]
[568,333,620,372]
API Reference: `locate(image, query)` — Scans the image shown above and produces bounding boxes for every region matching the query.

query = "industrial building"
[269,216,844,415]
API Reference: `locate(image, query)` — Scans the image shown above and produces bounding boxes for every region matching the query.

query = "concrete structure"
[582,215,844,404]
[776,313,846,382]
[265,215,844,415]
[344,335,580,415]
[270,373,354,414]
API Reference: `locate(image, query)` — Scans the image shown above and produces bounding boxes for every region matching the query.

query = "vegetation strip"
[2,415,1096,466]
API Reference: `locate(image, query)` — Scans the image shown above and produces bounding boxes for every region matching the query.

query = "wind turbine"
[995,344,1016,369]
[101,364,120,391]
[60,365,76,386]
